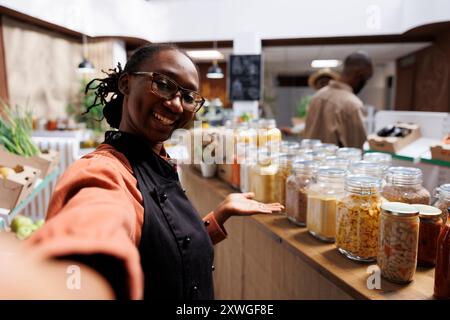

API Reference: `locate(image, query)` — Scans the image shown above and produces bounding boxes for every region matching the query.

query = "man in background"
[280,68,339,136]
[304,51,373,148]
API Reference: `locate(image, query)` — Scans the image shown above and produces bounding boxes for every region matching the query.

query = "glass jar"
[336,175,383,262]
[306,168,346,242]
[377,202,420,284]
[336,147,362,163]
[434,207,450,299]
[313,143,339,156]
[239,146,258,193]
[236,122,257,146]
[413,204,443,267]
[382,167,430,205]
[363,152,392,172]
[281,141,301,154]
[300,139,321,149]
[297,149,314,161]
[274,154,296,208]
[258,119,281,147]
[285,160,316,226]
[434,184,450,225]
[249,150,278,203]
[348,160,385,180]
[323,156,350,170]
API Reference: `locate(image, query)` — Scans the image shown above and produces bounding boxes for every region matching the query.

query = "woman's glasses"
[130,71,205,113]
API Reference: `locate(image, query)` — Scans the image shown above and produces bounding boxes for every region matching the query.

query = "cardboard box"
[368,123,421,153]
[430,144,450,163]
[0,146,59,178]
[0,165,39,211]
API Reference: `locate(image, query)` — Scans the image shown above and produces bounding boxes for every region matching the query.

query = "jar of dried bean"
[433,184,450,225]
[378,202,420,284]
[382,167,430,205]
[306,168,346,242]
[285,160,316,226]
[336,175,383,262]
[413,204,443,267]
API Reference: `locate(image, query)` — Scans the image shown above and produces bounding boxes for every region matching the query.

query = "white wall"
[0,0,449,42]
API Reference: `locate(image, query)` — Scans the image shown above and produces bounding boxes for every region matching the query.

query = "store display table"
[180,165,436,300]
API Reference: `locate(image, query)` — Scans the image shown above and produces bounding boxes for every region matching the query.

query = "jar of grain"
[378,202,420,284]
[249,149,278,203]
[274,154,297,208]
[285,160,316,226]
[382,167,430,205]
[336,175,383,262]
[306,168,346,242]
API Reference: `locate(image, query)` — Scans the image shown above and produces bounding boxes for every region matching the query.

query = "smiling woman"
[4,43,284,300]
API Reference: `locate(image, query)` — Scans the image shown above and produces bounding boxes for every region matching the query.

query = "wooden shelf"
[180,165,436,300]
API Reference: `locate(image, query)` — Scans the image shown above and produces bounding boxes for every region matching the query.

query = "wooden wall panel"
[395,28,450,112]
[197,62,230,108]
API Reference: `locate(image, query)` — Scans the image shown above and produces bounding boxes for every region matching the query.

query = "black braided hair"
[84,43,193,129]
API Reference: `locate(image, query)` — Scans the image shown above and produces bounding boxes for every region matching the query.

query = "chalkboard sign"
[228,54,262,101]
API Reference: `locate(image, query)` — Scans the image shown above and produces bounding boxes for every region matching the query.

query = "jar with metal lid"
[300,139,321,149]
[382,167,430,205]
[323,156,350,170]
[274,154,297,208]
[306,168,346,242]
[434,207,450,299]
[336,147,362,163]
[363,152,392,172]
[377,202,420,284]
[236,121,257,146]
[348,161,385,180]
[249,150,278,203]
[413,204,443,267]
[313,143,339,156]
[239,145,258,193]
[297,149,315,161]
[281,141,301,154]
[434,184,450,225]
[285,160,316,226]
[336,175,383,262]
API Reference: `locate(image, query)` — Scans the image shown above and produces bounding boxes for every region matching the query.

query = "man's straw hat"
[308,68,340,89]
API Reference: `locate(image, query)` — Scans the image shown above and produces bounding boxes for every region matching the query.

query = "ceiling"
[187,42,431,72]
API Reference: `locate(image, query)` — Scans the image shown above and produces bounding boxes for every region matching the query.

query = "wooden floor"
[180,165,436,300]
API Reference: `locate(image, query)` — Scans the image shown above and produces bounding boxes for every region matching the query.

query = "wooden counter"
[180,165,436,300]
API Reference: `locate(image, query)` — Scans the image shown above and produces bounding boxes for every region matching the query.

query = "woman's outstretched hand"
[213,192,284,227]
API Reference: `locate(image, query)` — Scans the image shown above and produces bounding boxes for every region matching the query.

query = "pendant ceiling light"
[206,41,224,79]
[77,34,95,74]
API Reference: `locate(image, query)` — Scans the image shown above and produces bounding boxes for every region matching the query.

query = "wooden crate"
[368,123,421,153]
[0,165,39,210]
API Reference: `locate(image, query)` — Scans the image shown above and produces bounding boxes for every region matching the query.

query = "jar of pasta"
[285,160,316,226]
[336,147,362,163]
[336,175,382,262]
[250,149,278,203]
[274,154,297,209]
[413,204,443,267]
[378,202,420,284]
[382,167,430,205]
[306,168,346,242]
[433,184,450,225]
